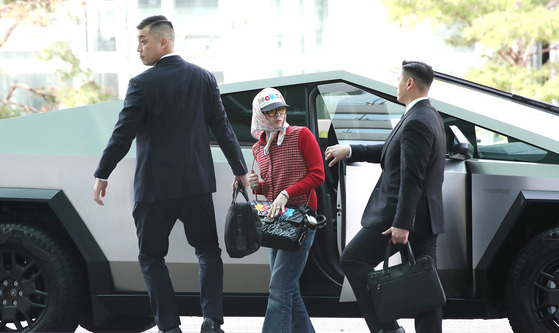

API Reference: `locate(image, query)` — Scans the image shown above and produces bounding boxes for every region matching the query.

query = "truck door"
[316,83,475,301]
[314,82,405,299]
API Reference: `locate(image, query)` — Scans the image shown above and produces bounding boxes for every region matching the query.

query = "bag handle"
[232,183,249,203]
[383,239,415,274]
[297,205,327,229]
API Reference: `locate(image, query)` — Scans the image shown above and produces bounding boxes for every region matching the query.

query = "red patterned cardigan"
[252,126,325,210]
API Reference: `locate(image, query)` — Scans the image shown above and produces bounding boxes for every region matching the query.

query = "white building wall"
[1,0,480,107]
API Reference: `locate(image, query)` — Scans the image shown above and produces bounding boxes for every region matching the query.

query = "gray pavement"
[77,317,514,332]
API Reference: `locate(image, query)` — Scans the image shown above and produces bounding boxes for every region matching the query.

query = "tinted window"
[214,86,308,145]
[442,114,559,164]
[316,82,404,144]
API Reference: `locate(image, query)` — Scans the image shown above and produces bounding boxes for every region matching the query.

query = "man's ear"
[160,37,169,48]
[407,77,415,89]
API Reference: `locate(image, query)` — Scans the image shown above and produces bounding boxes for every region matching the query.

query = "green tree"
[0,0,113,119]
[382,0,559,104]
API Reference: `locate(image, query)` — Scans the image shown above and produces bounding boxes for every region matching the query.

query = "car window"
[442,114,559,163]
[316,82,404,144]
[215,86,308,146]
[475,126,552,162]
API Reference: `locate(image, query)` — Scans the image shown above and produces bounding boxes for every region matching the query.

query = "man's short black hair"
[136,15,174,42]
[402,60,434,91]
[137,15,171,30]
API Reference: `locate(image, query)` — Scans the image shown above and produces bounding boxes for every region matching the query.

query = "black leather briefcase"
[366,240,446,322]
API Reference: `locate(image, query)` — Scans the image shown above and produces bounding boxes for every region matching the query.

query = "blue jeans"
[262,228,316,333]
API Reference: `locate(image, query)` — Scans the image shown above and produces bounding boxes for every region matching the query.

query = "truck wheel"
[506,227,559,333]
[0,223,83,332]
[80,314,156,332]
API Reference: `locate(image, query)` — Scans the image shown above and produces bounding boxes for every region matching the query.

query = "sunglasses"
[264,107,287,117]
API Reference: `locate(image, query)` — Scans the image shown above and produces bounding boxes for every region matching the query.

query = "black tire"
[506,227,559,333]
[79,314,156,333]
[0,223,84,332]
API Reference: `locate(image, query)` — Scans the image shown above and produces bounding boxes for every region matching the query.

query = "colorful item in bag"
[280,208,295,220]
[253,202,301,222]
[254,203,271,217]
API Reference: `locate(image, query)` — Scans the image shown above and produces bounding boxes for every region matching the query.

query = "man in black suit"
[92,15,248,333]
[325,61,445,333]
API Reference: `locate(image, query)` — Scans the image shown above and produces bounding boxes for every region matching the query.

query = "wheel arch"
[0,187,115,323]
[476,190,559,315]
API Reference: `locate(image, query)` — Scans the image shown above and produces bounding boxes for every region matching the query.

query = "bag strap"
[251,149,260,201]
[383,240,415,274]
[298,205,327,229]
[232,183,249,203]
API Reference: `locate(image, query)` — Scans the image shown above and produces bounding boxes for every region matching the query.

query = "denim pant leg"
[262,229,316,333]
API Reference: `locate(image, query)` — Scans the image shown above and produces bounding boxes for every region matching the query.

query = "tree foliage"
[38,42,113,109]
[0,0,112,119]
[0,0,64,49]
[382,0,559,103]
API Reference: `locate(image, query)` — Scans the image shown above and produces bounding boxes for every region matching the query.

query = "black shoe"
[378,327,405,333]
[201,318,224,333]
[159,327,182,333]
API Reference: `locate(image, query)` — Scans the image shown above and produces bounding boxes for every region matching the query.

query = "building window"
[138,0,161,7]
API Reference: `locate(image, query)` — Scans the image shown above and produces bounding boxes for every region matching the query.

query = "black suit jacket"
[95,55,247,202]
[349,99,445,235]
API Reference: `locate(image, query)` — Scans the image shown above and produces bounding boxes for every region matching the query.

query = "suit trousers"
[133,193,223,331]
[339,227,442,333]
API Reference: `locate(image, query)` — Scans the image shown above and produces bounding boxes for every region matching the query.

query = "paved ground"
[77,317,514,332]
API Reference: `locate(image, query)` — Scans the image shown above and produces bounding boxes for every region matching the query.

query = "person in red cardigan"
[248,87,324,333]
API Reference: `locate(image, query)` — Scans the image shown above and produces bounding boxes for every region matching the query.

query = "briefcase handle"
[232,183,250,203]
[383,240,416,274]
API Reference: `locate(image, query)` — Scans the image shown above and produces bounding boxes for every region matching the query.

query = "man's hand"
[233,173,250,191]
[93,178,108,206]
[382,226,409,244]
[325,144,350,167]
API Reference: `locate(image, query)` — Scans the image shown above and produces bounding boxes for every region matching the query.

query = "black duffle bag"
[224,184,262,258]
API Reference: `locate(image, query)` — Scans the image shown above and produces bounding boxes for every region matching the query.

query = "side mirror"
[448,125,473,160]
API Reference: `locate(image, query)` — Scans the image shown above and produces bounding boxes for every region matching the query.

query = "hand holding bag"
[224,184,262,258]
[251,201,326,251]
[366,240,446,322]
[249,154,325,251]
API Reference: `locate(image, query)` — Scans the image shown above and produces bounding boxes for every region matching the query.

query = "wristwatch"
[280,190,289,199]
